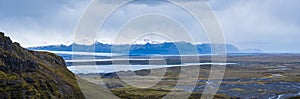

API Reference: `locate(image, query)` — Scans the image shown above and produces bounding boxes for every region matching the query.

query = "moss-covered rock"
[0,32,84,98]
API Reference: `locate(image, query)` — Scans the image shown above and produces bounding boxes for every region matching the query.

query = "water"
[67,62,235,74]
[39,50,234,74]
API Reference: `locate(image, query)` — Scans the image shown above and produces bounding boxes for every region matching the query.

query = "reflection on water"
[67,62,235,74]
[42,50,233,74]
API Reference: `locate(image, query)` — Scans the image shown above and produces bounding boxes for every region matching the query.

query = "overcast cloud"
[0,0,299,52]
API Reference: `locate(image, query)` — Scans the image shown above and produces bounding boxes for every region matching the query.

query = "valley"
[68,54,300,98]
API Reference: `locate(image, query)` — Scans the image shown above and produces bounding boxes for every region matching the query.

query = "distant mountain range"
[29,42,248,55]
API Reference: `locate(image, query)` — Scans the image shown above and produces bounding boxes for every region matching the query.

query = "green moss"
[0,59,4,66]
[0,71,7,78]
[8,75,17,80]
[230,88,245,92]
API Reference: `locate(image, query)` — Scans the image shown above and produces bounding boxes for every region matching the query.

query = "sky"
[0,0,299,52]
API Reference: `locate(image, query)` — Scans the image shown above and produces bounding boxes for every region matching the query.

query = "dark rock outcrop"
[0,32,84,98]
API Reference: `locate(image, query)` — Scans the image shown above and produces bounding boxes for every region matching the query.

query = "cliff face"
[0,32,84,98]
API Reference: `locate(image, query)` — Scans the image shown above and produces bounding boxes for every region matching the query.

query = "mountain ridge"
[29,41,240,55]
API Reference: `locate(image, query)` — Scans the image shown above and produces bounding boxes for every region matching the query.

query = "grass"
[287,96,300,99]
[76,76,119,99]
[110,86,234,99]
[111,86,172,98]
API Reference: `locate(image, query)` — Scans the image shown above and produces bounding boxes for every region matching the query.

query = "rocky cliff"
[0,32,84,98]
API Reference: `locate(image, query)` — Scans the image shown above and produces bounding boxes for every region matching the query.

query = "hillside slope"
[0,32,84,98]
